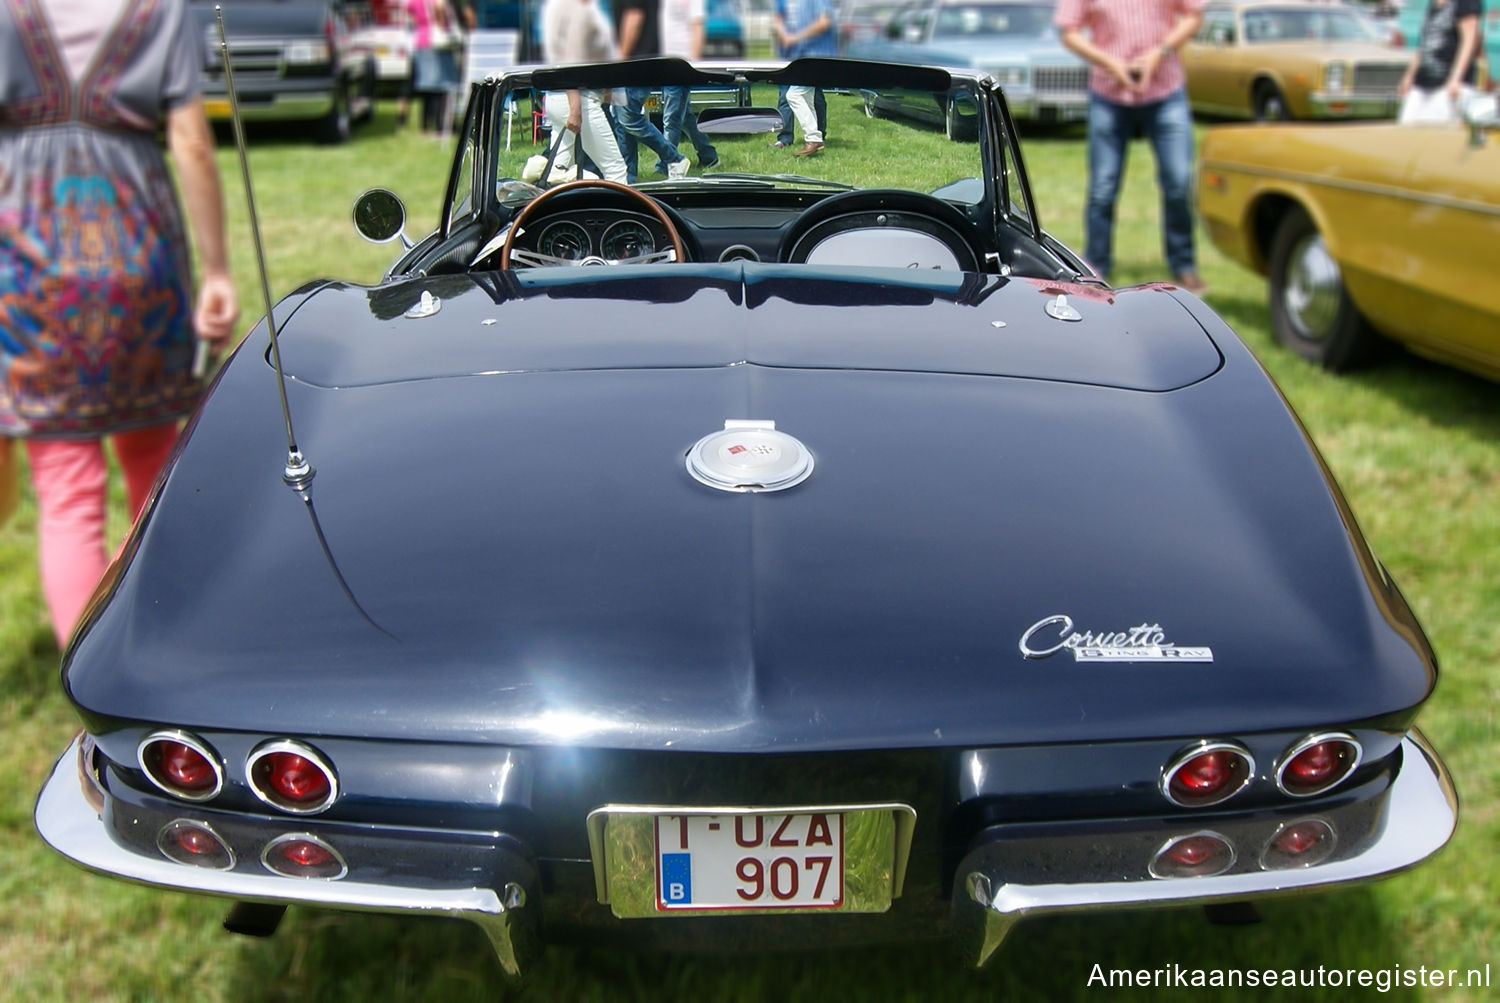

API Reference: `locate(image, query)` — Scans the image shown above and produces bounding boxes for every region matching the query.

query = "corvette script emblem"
[1018,614,1214,662]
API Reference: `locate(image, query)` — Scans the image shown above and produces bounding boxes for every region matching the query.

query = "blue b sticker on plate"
[660,852,692,904]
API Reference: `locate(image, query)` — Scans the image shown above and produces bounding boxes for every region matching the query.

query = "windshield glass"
[483,62,997,210]
[932,3,1055,39]
[1241,7,1381,42]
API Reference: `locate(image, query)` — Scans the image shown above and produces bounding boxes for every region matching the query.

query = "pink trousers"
[25,423,179,647]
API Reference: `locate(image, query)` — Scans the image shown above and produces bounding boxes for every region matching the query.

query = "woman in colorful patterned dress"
[1,0,239,646]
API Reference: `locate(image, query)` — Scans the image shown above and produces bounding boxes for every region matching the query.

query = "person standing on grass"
[1055,0,1208,294]
[656,0,720,174]
[771,0,827,149]
[1398,0,1483,125]
[409,0,461,136]
[0,0,240,648]
[775,0,836,155]
[611,0,691,182]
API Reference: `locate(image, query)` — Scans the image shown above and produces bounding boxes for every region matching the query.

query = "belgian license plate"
[588,804,916,919]
[655,812,843,911]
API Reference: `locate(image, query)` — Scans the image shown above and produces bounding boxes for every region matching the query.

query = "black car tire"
[355,61,377,124]
[318,82,352,145]
[863,94,884,119]
[1267,207,1382,371]
[1252,79,1290,121]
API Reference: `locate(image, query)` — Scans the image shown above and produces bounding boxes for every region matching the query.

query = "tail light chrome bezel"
[1259,817,1338,870]
[1275,732,1362,798]
[1159,740,1256,808]
[156,818,236,870]
[261,832,349,880]
[137,730,225,802]
[246,739,340,815]
[1148,830,1237,880]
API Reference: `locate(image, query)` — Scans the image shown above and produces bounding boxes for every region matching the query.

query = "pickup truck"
[192,0,378,143]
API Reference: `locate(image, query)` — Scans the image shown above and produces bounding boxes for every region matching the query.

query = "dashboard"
[476,184,989,272]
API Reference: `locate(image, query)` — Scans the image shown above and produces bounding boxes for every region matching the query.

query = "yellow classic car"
[1182,0,1409,119]
[1198,103,1500,379]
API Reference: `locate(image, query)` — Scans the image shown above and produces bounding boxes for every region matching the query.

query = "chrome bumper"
[1006,92,1090,122]
[955,732,1456,966]
[34,734,536,976]
[201,90,336,122]
[1307,92,1401,118]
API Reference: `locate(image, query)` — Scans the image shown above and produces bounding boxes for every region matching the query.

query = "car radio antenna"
[215,5,314,491]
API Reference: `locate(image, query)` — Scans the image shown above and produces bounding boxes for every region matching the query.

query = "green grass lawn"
[2,99,1496,1001]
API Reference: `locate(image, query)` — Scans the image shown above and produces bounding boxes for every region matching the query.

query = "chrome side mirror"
[352,188,413,248]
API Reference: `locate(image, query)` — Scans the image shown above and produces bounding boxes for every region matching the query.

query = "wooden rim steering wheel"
[499,179,687,269]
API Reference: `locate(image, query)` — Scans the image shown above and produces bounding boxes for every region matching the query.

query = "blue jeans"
[776,85,826,145]
[1083,88,1196,280]
[612,86,686,183]
[654,86,718,172]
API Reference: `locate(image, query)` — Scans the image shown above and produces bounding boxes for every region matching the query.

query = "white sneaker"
[667,158,690,180]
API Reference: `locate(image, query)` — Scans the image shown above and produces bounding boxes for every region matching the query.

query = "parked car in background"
[1198,98,1500,379]
[1182,0,1408,120]
[705,0,747,57]
[838,0,905,52]
[845,0,1088,123]
[1392,0,1499,91]
[194,0,378,143]
[35,56,1456,976]
[349,0,465,92]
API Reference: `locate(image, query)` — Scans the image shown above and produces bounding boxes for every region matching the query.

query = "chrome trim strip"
[137,730,225,802]
[246,739,339,815]
[963,732,1456,967]
[1274,731,1363,798]
[1159,740,1255,807]
[33,735,534,978]
[1198,159,1500,220]
[586,802,917,906]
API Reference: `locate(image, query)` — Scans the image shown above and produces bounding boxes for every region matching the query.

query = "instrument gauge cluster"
[524,211,665,264]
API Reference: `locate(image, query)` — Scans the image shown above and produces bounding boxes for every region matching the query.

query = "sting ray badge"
[1019,614,1214,662]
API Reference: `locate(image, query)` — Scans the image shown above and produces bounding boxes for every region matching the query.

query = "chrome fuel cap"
[686,420,814,493]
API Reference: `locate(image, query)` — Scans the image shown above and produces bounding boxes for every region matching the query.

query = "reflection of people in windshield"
[541,0,628,181]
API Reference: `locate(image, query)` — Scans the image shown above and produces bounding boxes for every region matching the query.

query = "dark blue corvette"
[35,58,1455,976]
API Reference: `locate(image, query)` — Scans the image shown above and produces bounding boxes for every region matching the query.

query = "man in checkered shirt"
[1055,0,1207,295]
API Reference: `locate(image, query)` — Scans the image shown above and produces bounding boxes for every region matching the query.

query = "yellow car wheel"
[1267,207,1382,371]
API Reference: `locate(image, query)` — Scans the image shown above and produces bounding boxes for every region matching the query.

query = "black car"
[34,57,1456,978]
[194,0,377,143]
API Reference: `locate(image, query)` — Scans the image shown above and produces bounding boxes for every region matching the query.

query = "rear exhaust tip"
[223,901,287,938]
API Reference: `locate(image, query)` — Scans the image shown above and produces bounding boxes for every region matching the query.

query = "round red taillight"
[138,732,223,801]
[262,833,347,879]
[1149,831,1236,879]
[1161,742,1255,807]
[1276,733,1361,797]
[156,819,234,870]
[1261,818,1337,870]
[247,741,338,814]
